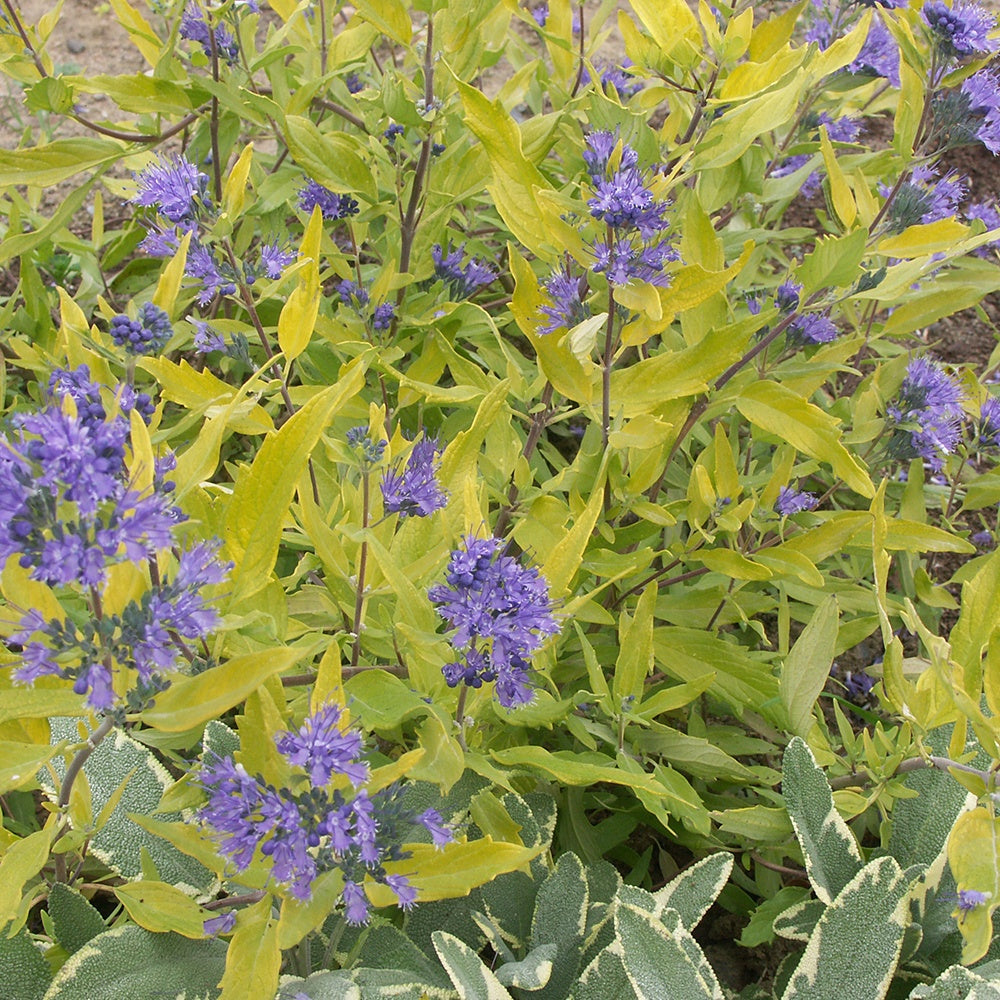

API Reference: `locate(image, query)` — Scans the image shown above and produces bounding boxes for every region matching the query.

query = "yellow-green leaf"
[218,898,281,1000]
[370,838,545,906]
[152,229,191,318]
[116,881,214,939]
[0,825,54,927]
[139,647,305,731]
[735,381,873,497]
[225,363,367,602]
[223,144,253,219]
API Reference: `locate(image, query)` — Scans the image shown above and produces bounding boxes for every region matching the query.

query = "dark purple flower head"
[881,166,966,230]
[538,267,590,335]
[133,156,207,225]
[193,321,227,354]
[186,241,236,305]
[372,301,396,330]
[957,888,990,911]
[922,0,999,59]
[274,702,370,787]
[428,536,560,708]
[531,2,548,27]
[383,123,405,144]
[338,279,370,310]
[380,437,448,518]
[583,131,637,182]
[774,486,819,515]
[180,6,239,62]
[775,281,802,312]
[808,10,899,85]
[258,242,294,280]
[3,371,227,709]
[431,243,495,299]
[590,233,679,286]
[887,357,966,470]
[346,426,387,466]
[966,201,1000,256]
[843,670,877,701]
[787,312,839,345]
[203,912,236,937]
[581,60,642,99]
[198,704,453,912]
[109,301,173,356]
[345,71,363,93]
[958,69,1000,153]
[978,396,1000,447]
[298,179,359,220]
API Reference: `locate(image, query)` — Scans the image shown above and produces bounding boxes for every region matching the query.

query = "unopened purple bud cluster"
[198,702,453,922]
[4,367,227,709]
[337,280,397,331]
[109,301,173,356]
[428,536,560,708]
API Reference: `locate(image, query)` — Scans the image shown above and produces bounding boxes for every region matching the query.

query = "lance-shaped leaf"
[782,737,862,904]
[780,857,910,1000]
[432,931,516,1000]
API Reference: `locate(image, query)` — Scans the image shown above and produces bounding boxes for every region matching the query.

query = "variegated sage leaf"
[783,737,862,904]
[780,856,911,1000]
[42,925,226,1000]
[432,930,516,1000]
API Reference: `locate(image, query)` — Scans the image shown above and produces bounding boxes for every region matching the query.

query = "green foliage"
[1,0,1000,991]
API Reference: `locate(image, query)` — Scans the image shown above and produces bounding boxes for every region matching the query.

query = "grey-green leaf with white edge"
[616,903,723,1000]
[907,963,1000,999]
[495,943,558,989]
[44,719,216,893]
[530,851,590,1000]
[275,970,360,1000]
[780,856,911,1000]
[782,737,862,904]
[42,925,226,1000]
[570,946,636,1000]
[653,851,734,930]
[432,930,516,1000]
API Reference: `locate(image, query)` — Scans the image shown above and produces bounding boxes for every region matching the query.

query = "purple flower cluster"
[381,437,448,517]
[977,396,1000,448]
[880,166,967,231]
[807,9,899,86]
[133,155,262,306]
[774,486,819,516]
[428,537,560,708]
[431,243,495,300]
[583,131,678,286]
[133,156,206,228]
[538,267,590,335]
[109,301,173,356]
[180,6,239,63]
[922,0,999,59]
[887,357,966,470]
[959,70,1000,153]
[337,280,396,332]
[771,113,862,197]
[298,179,359,221]
[198,702,453,919]
[582,60,642,100]
[4,368,226,709]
